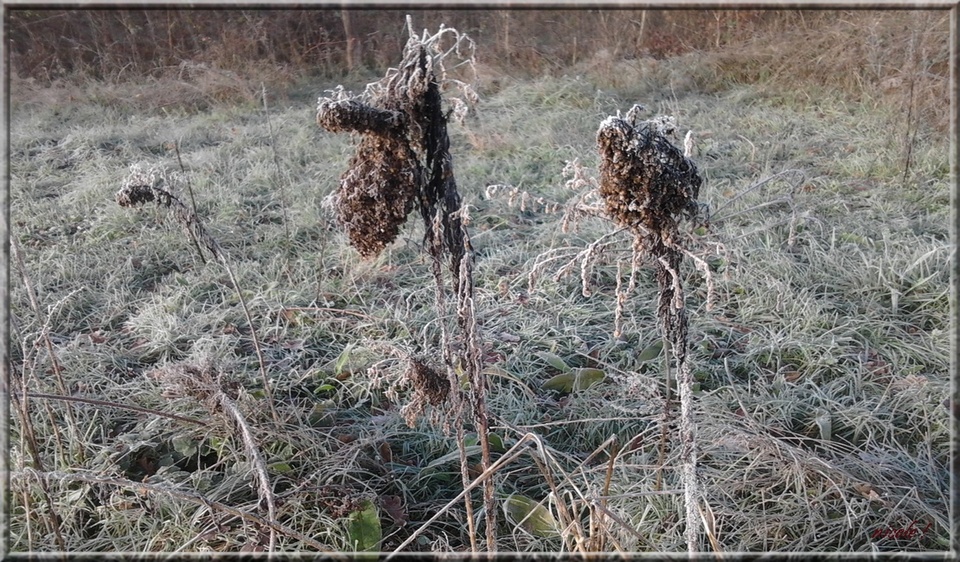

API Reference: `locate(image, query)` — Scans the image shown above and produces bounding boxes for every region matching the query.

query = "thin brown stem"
[219,257,280,427]
[217,390,278,552]
[261,82,291,246]
[173,140,207,265]
[14,391,208,427]
[597,436,620,552]
[11,238,82,463]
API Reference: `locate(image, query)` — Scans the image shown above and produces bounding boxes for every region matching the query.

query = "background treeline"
[7,8,950,130]
[7,9,806,79]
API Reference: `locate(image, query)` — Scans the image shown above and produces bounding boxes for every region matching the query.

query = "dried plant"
[329,133,421,258]
[505,106,708,552]
[404,357,451,421]
[595,106,704,552]
[147,359,281,551]
[316,17,478,268]
[115,164,215,263]
[115,164,279,426]
[596,108,701,246]
[316,17,496,552]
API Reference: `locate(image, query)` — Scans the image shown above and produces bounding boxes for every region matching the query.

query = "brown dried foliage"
[594,110,703,348]
[316,40,469,270]
[406,357,449,407]
[315,485,365,519]
[316,99,405,137]
[115,183,160,207]
[115,166,220,262]
[398,355,451,429]
[596,115,701,245]
[147,361,238,412]
[334,133,421,258]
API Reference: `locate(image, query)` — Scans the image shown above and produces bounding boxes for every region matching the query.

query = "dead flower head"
[596,112,702,242]
[399,356,450,428]
[335,134,421,258]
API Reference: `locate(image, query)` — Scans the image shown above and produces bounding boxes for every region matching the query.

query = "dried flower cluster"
[334,136,421,257]
[400,356,451,428]
[596,111,701,247]
[316,21,477,262]
[115,164,174,208]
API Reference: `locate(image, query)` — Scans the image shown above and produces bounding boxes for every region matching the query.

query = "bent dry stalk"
[596,107,704,553]
[315,19,496,552]
[115,165,280,427]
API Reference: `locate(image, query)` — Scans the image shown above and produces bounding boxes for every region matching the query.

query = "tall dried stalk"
[115,166,280,426]
[11,237,84,463]
[594,108,703,552]
[173,142,207,265]
[497,109,708,551]
[316,18,496,551]
[261,83,291,246]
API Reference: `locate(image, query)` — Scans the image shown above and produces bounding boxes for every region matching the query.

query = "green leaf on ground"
[637,340,664,362]
[347,499,381,552]
[504,493,559,537]
[536,351,570,373]
[542,367,606,392]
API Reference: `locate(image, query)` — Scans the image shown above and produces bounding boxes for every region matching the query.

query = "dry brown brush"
[500,106,709,551]
[315,18,497,552]
[115,164,279,426]
[595,106,703,552]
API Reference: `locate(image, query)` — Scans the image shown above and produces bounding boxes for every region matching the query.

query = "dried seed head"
[116,164,174,208]
[406,357,449,407]
[116,183,156,207]
[596,115,702,239]
[335,135,421,258]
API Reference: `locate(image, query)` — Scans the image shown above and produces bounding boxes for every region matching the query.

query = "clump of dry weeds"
[316,17,497,552]
[316,18,478,268]
[491,106,708,551]
[595,106,704,552]
[116,162,279,427]
[403,356,454,432]
[115,164,216,263]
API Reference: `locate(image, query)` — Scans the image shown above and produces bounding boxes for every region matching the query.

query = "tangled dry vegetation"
[316,19,498,550]
[594,108,705,551]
